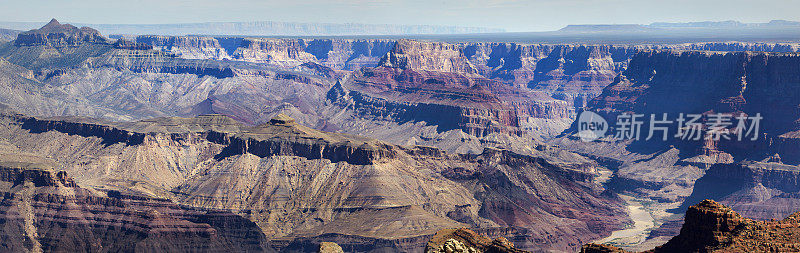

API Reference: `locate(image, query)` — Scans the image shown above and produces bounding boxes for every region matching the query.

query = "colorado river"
[595,195,656,247]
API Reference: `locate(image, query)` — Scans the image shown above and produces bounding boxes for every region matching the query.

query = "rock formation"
[14,19,107,47]
[318,242,344,253]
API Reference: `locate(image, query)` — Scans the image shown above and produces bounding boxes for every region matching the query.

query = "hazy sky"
[1,0,798,31]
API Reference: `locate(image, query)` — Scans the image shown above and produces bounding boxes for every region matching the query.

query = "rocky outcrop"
[267,232,433,252]
[657,200,748,252]
[583,200,800,252]
[425,228,528,253]
[13,19,107,47]
[318,242,344,253]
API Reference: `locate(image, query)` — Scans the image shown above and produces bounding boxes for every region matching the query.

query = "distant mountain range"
[559,20,800,32]
[0,20,505,36]
[403,20,800,44]
[3,19,800,45]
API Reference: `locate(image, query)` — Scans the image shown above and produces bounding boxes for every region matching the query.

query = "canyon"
[1,19,800,252]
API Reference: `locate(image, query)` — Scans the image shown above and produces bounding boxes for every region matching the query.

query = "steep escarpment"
[588,51,800,162]
[0,155,269,252]
[583,200,800,252]
[317,39,395,70]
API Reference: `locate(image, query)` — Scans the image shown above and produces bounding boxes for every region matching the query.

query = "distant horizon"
[2,0,799,32]
[2,18,799,34]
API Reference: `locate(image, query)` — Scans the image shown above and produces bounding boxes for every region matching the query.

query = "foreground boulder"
[425,228,528,253]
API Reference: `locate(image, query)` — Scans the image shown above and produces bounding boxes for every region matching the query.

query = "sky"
[0,0,798,32]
